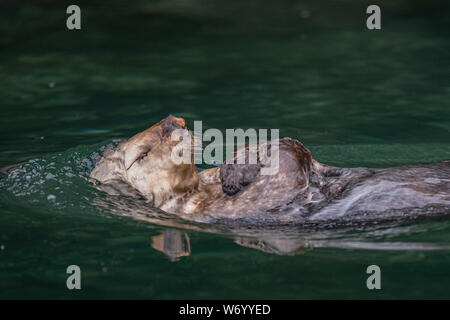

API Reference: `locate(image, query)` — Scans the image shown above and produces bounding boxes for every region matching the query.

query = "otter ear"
[219,163,261,196]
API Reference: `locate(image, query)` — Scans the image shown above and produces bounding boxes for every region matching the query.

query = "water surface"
[0,1,449,299]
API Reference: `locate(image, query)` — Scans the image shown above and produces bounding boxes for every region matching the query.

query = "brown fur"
[90,116,450,221]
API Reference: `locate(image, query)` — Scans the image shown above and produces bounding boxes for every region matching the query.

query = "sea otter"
[90,115,450,224]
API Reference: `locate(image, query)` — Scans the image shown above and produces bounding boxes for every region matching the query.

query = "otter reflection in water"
[150,228,450,260]
[151,229,191,261]
[90,194,450,259]
[90,115,450,224]
[150,226,450,259]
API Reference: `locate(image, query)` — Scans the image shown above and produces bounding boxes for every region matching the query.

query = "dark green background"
[0,0,449,299]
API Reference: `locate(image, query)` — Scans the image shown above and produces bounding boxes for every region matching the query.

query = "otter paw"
[219,163,260,196]
[222,184,241,196]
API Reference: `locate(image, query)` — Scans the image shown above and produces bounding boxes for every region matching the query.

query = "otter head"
[118,115,198,206]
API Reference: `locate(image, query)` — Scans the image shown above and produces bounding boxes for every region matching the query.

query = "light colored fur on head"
[90,116,198,206]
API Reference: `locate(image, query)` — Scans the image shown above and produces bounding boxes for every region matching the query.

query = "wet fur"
[90,116,450,223]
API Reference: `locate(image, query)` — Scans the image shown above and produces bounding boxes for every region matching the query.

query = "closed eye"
[138,147,152,161]
[140,152,149,160]
[126,148,152,170]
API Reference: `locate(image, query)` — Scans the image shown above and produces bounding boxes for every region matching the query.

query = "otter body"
[90,116,450,224]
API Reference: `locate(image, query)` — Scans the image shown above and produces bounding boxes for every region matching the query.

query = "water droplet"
[45,173,56,180]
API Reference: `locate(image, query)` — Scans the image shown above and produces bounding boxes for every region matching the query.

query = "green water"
[1,1,450,299]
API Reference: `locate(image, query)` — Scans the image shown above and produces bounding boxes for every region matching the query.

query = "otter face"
[118,115,198,206]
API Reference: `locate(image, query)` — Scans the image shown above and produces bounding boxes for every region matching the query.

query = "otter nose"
[172,116,186,127]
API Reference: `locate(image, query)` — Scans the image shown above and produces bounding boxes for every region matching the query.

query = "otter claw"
[222,184,240,196]
[220,163,261,196]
